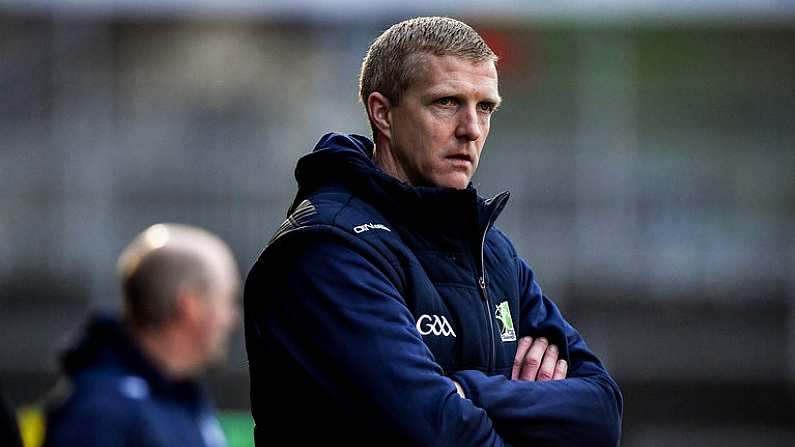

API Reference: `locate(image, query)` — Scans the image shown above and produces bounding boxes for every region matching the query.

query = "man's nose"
[455,106,482,142]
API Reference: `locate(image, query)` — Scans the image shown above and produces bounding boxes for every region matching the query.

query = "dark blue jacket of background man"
[43,315,227,447]
[244,133,623,446]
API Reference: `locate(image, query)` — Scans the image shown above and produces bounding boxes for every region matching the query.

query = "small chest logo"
[416,314,457,337]
[353,223,392,234]
[495,301,517,342]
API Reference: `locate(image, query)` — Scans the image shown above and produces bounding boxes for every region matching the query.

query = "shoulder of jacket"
[271,190,394,244]
[71,371,152,402]
[49,374,145,429]
[257,192,405,291]
[269,192,341,242]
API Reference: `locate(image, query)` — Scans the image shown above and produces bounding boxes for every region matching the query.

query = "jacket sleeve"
[245,231,507,446]
[451,256,623,446]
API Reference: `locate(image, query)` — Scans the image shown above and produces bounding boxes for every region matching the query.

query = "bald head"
[117,223,239,330]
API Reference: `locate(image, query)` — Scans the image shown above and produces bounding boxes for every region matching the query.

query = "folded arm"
[451,256,623,446]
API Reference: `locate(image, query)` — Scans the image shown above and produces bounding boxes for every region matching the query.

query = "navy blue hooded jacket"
[244,133,622,446]
[43,315,227,447]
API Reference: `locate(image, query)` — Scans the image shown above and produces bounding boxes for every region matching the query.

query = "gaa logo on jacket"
[416,314,457,337]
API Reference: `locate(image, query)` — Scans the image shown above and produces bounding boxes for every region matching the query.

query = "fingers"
[518,337,549,381]
[512,336,533,380]
[552,359,568,380]
[536,343,559,381]
[514,336,568,382]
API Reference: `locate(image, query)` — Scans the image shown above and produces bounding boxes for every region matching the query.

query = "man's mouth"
[446,153,473,163]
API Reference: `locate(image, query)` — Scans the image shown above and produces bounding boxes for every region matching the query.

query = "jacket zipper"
[477,191,510,376]
[478,228,495,376]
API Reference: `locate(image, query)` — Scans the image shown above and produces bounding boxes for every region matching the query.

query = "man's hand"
[511,336,568,381]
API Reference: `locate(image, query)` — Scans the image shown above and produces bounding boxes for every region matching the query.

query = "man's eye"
[436,97,455,106]
[478,103,496,113]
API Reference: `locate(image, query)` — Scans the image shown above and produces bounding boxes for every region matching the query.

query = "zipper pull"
[479,276,486,292]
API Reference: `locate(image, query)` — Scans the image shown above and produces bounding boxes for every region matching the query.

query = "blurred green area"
[218,411,255,447]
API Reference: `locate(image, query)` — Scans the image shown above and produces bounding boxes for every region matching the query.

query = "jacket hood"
[61,314,142,376]
[61,314,203,402]
[294,133,378,190]
[291,132,509,236]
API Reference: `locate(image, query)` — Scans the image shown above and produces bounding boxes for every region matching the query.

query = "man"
[245,17,622,446]
[44,223,239,447]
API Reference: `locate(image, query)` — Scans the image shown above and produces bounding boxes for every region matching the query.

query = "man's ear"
[367,92,392,140]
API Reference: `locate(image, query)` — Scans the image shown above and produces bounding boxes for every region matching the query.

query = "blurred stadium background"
[1,1,793,446]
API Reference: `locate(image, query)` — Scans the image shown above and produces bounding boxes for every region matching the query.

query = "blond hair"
[358,17,497,134]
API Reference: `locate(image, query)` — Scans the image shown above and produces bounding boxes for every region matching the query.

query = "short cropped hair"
[359,17,497,134]
[117,224,230,329]
[120,248,210,329]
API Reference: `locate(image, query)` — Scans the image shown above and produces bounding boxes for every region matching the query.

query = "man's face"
[195,272,239,367]
[386,54,500,189]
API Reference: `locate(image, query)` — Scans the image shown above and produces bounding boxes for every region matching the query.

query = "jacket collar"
[292,132,510,238]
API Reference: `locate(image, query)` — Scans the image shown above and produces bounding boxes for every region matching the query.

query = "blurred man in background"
[245,16,622,446]
[43,223,239,447]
